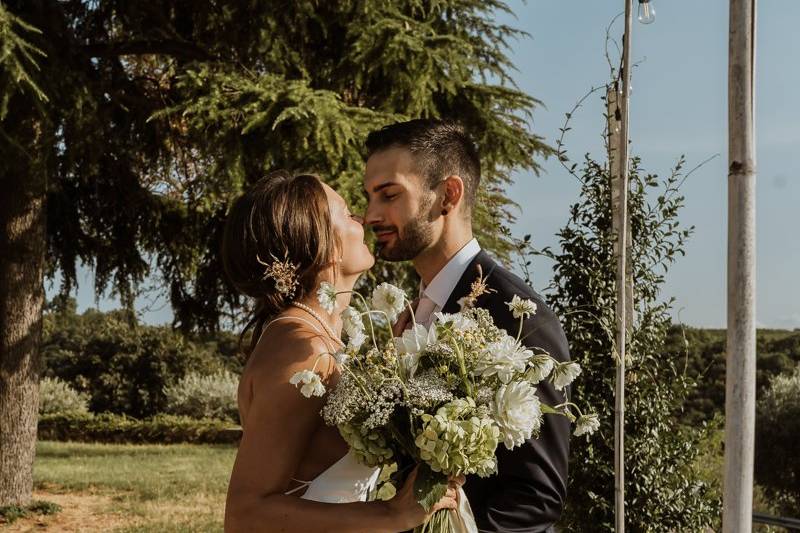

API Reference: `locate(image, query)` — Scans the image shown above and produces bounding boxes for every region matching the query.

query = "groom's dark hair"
[365,119,481,213]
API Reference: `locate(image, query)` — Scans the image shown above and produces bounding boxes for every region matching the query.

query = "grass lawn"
[5,440,237,532]
[5,435,790,532]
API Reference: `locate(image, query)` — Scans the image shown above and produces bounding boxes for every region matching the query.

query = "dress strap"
[284,478,312,496]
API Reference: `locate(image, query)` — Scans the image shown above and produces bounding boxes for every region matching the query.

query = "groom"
[363,119,570,532]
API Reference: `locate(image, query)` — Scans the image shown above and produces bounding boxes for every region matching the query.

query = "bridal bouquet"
[290,271,598,533]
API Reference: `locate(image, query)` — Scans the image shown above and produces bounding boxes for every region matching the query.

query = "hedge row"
[38,412,242,444]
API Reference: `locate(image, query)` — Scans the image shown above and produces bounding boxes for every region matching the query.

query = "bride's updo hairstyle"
[222,170,339,356]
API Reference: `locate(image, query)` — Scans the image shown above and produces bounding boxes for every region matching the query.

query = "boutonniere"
[457,264,496,310]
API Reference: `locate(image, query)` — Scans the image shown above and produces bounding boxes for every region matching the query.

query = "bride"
[222,171,462,532]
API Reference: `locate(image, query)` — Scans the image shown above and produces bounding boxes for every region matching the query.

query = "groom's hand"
[392,298,418,336]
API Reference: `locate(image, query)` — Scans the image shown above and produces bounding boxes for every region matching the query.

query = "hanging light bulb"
[637,0,656,24]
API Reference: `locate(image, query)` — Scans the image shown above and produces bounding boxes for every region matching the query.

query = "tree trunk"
[0,108,47,507]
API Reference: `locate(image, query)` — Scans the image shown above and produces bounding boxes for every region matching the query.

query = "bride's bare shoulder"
[243,319,337,387]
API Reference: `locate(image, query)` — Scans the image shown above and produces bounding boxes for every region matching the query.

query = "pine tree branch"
[82,40,213,60]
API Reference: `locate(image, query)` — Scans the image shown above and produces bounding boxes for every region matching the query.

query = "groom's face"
[363,147,437,261]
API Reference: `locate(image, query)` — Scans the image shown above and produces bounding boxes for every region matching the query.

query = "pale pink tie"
[414,296,438,329]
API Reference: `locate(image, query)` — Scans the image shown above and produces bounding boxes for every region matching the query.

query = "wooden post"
[608,86,635,332]
[724,0,757,531]
[613,2,634,532]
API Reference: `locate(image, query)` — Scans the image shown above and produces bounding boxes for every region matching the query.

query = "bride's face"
[322,183,375,278]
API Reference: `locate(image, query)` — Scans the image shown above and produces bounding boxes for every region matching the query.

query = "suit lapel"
[442,250,499,313]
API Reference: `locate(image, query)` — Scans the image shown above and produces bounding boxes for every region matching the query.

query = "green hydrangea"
[414,397,499,476]
[339,423,393,467]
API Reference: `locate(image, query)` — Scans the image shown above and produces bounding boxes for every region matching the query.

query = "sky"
[496,0,799,329]
[52,0,800,329]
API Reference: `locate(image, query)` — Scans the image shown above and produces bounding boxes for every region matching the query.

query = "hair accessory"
[256,253,300,299]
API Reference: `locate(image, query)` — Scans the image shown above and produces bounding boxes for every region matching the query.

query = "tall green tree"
[0,0,550,505]
[0,2,49,506]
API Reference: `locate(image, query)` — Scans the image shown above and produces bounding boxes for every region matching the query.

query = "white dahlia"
[491,381,543,449]
[473,335,533,384]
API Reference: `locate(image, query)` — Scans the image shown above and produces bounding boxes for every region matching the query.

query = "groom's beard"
[374,214,434,262]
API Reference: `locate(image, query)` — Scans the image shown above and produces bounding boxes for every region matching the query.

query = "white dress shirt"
[416,238,481,327]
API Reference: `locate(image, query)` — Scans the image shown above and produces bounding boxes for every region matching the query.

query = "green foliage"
[0,499,61,525]
[3,1,552,332]
[164,370,239,422]
[41,298,241,418]
[413,463,448,513]
[663,327,800,424]
[0,2,48,120]
[525,145,718,529]
[38,377,89,416]
[38,412,241,445]
[755,366,800,515]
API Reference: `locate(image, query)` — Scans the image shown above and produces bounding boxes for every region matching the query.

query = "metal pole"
[724,0,757,531]
[614,2,634,532]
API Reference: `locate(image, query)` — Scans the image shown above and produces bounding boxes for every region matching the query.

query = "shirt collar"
[420,238,481,308]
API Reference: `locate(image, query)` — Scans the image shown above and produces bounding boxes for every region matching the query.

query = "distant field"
[5,441,236,532]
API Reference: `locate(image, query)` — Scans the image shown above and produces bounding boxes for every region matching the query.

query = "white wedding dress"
[266,316,476,530]
[286,449,381,503]
[287,451,475,533]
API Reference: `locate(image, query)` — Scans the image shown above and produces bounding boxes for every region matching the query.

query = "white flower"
[371,283,407,323]
[317,282,338,314]
[289,369,326,398]
[506,295,538,319]
[526,353,555,384]
[342,306,364,335]
[491,381,543,449]
[341,307,367,350]
[333,350,350,366]
[433,311,476,331]
[347,329,368,350]
[574,413,600,437]
[399,353,421,379]
[395,324,438,355]
[394,324,437,377]
[551,361,582,390]
[473,335,533,384]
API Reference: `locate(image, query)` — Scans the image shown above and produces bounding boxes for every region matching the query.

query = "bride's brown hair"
[222,170,339,357]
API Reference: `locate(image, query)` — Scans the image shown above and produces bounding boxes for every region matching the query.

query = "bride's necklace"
[290,301,345,347]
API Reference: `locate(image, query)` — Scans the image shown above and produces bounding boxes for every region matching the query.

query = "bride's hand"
[386,465,463,530]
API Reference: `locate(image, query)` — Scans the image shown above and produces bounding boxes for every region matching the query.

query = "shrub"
[755,366,800,515]
[40,301,240,418]
[164,370,239,422]
[520,148,719,529]
[38,412,241,445]
[38,377,89,416]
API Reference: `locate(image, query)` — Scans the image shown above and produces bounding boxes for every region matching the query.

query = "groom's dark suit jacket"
[442,250,570,533]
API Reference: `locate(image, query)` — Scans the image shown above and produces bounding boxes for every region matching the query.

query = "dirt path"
[1,490,137,532]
